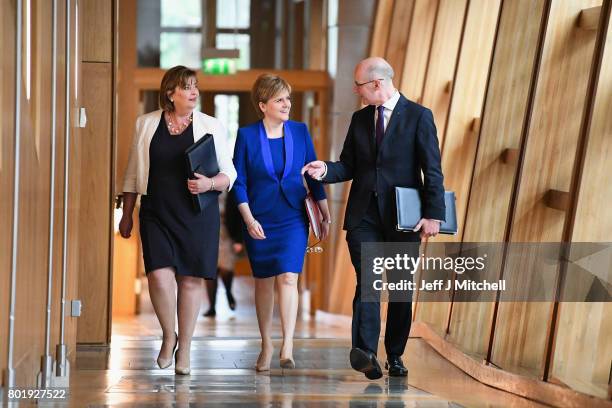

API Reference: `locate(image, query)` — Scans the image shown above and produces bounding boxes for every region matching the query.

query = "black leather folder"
[395,187,458,235]
[185,134,221,213]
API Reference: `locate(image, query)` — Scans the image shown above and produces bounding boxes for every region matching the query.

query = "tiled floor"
[35,277,546,407]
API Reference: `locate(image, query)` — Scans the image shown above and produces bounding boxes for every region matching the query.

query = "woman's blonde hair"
[159,65,197,112]
[251,74,292,118]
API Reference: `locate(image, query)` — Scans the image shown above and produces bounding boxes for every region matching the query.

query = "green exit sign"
[202,58,237,75]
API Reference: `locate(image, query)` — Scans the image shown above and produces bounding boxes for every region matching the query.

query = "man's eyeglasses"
[354,78,384,87]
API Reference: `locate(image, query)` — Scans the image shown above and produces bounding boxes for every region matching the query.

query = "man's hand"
[301,161,326,180]
[413,218,440,239]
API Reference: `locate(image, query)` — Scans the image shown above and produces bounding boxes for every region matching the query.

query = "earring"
[170,99,174,103]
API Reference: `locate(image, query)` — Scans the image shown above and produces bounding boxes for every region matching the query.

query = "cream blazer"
[122,109,237,195]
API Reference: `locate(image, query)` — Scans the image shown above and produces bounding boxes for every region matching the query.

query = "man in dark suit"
[302,57,446,379]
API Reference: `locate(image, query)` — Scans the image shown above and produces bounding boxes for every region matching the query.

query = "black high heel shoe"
[226,292,236,311]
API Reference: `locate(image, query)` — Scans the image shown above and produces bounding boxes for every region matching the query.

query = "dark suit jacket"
[233,120,326,217]
[323,94,445,231]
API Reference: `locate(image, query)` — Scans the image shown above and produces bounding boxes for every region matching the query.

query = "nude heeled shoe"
[279,357,295,369]
[156,332,178,369]
[255,346,273,372]
[174,349,191,375]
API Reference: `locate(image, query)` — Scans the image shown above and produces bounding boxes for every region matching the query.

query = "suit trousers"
[346,195,420,357]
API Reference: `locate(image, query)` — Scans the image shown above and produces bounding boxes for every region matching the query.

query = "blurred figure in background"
[204,191,243,317]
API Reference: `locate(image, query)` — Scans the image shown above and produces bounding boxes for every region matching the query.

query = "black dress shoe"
[385,355,408,377]
[350,348,383,380]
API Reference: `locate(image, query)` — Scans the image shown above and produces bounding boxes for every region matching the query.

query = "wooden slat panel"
[439,0,502,239]
[81,0,112,62]
[76,62,112,344]
[399,0,438,102]
[420,0,468,148]
[552,4,612,398]
[578,5,602,29]
[370,0,394,58]
[308,0,326,70]
[416,0,501,334]
[492,0,603,377]
[413,321,612,408]
[0,0,16,378]
[447,0,547,358]
[384,0,414,80]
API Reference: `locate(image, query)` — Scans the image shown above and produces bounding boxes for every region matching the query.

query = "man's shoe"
[385,355,408,377]
[349,348,383,380]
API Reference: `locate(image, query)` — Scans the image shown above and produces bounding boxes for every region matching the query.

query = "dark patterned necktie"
[376,105,385,147]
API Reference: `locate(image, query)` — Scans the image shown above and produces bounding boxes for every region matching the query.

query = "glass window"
[161,0,202,27]
[216,34,250,70]
[216,0,250,29]
[160,33,202,69]
[214,94,240,149]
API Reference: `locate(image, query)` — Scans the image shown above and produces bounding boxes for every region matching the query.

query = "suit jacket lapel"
[378,95,408,157]
[282,122,294,180]
[258,121,276,180]
[364,105,376,159]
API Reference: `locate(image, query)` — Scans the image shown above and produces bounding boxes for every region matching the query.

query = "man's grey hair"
[366,61,394,81]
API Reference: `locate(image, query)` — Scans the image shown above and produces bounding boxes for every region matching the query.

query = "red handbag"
[304,178,323,253]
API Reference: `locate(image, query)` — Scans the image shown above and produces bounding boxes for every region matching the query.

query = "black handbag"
[185,134,221,213]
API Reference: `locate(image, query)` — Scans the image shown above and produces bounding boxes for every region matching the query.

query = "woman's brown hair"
[251,74,292,118]
[159,65,197,112]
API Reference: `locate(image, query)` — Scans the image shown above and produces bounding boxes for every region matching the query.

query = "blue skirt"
[244,194,308,278]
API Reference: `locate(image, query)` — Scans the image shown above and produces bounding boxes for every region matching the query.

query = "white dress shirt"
[375,90,401,133]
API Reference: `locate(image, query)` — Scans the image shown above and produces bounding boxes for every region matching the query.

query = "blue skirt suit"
[232,120,326,278]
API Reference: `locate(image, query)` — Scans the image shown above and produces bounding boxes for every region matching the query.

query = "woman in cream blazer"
[119,66,236,375]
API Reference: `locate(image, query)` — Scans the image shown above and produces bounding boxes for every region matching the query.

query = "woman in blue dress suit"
[233,74,331,371]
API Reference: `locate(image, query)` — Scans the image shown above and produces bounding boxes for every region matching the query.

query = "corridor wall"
[324,0,611,405]
[0,0,115,387]
[0,0,81,387]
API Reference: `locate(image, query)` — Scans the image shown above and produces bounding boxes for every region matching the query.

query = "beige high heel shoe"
[156,332,178,369]
[174,349,191,375]
[255,346,273,372]
[279,357,295,369]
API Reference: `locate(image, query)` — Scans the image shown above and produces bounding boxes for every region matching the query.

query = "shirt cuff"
[320,162,328,180]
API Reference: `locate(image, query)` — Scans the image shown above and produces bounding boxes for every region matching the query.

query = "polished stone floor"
[31,277,545,407]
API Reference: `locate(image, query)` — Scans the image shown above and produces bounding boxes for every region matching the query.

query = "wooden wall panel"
[0,0,16,382]
[399,0,438,102]
[439,0,501,240]
[81,0,112,62]
[384,0,414,80]
[0,0,83,386]
[448,0,547,358]
[420,0,468,147]
[76,62,112,344]
[491,0,603,377]
[370,0,394,58]
[552,4,611,398]
[308,0,326,70]
[415,0,501,334]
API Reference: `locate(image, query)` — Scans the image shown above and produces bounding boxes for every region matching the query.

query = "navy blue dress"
[244,137,308,278]
[139,115,220,279]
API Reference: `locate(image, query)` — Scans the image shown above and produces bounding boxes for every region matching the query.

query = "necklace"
[166,111,192,135]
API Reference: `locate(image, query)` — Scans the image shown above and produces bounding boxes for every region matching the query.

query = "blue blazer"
[233,120,326,217]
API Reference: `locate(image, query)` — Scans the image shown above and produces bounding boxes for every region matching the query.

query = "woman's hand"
[187,172,212,194]
[119,214,133,238]
[246,219,266,240]
[320,221,330,240]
